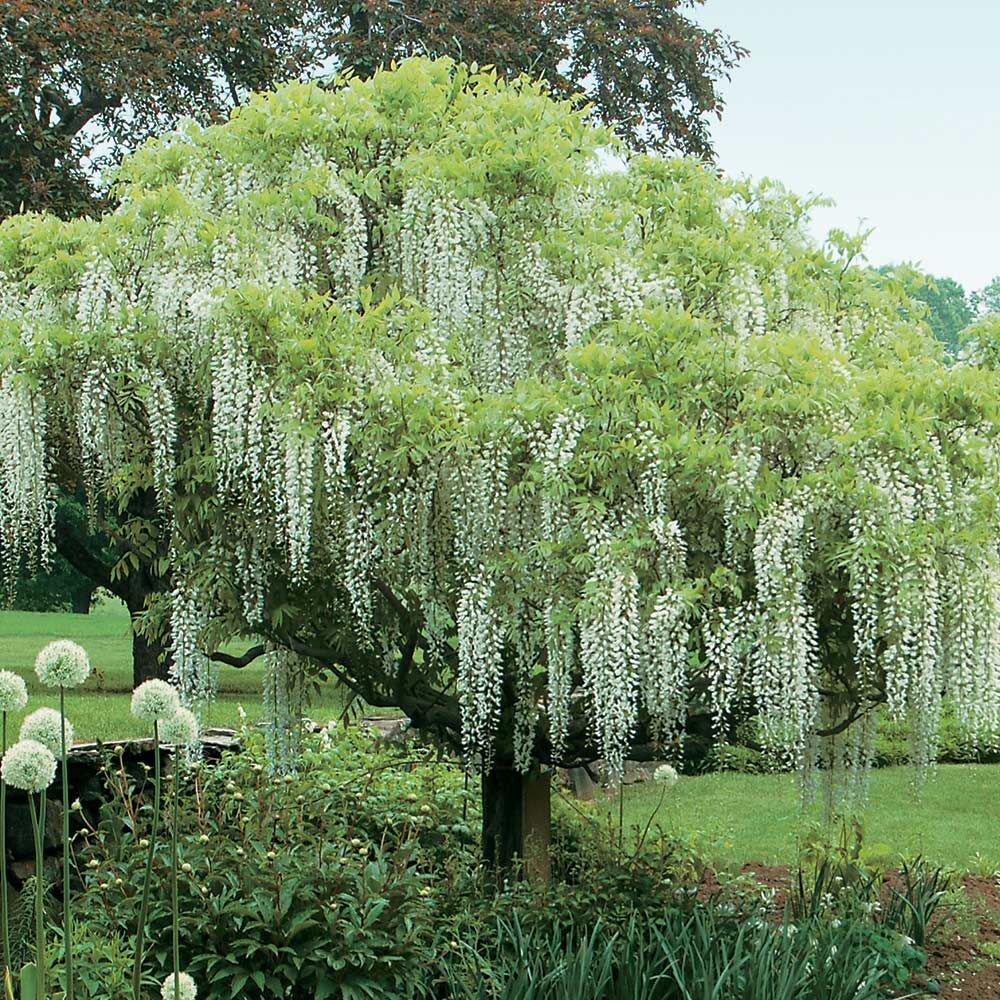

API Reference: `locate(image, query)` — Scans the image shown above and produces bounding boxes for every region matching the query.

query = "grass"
[593,765,1000,872]
[0,600,354,742]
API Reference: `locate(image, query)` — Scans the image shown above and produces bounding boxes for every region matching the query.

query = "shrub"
[73,725,472,998]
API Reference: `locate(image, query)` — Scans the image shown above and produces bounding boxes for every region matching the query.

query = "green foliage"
[10,494,107,614]
[436,909,923,1000]
[63,724,941,999]
[74,727,472,999]
[53,927,155,1000]
[971,275,1000,316]
[792,819,950,951]
[876,264,973,353]
[4,57,1000,799]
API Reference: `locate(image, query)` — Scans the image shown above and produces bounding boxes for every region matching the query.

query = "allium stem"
[1,712,9,977]
[60,688,74,1000]
[131,722,161,1000]
[171,767,179,1000]
[28,794,46,1000]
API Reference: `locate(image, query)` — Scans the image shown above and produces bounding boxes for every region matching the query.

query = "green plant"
[435,905,926,1000]
[128,680,180,1000]
[53,927,155,1000]
[880,857,951,947]
[74,726,462,998]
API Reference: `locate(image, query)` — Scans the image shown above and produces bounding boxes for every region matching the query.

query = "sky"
[695,1,1000,293]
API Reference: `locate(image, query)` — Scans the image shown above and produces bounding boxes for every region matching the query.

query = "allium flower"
[19,707,73,755]
[2,739,57,792]
[34,639,91,688]
[653,763,679,787]
[131,680,181,723]
[160,708,199,746]
[160,972,197,1000]
[0,671,28,712]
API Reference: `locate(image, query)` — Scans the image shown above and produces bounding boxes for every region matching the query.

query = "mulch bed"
[696,864,1000,999]
[921,874,1000,999]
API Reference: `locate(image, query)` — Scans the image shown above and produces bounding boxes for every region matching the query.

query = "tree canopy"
[2,60,999,800]
[1,0,744,217]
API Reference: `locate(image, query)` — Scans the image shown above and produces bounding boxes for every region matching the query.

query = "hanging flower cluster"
[2,59,1000,793]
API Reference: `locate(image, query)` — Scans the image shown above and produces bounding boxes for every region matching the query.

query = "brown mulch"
[921,874,1000,999]
[695,865,1000,999]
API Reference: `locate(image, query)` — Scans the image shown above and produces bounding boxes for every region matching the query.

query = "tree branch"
[207,644,267,669]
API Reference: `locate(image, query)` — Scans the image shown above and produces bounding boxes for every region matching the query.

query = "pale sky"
[696,1,1000,293]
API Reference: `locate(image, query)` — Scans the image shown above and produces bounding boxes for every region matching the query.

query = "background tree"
[8,62,994,870]
[2,0,743,680]
[12,491,110,613]
[876,265,973,354]
[971,275,1000,316]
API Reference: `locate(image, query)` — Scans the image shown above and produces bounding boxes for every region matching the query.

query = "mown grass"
[592,764,1000,872]
[0,600,352,741]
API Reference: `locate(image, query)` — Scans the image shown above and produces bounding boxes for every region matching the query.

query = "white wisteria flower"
[19,708,73,755]
[653,763,679,787]
[2,739,57,792]
[0,671,28,713]
[131,680,181,724]
[34,639,91,688]
[160,972,197,1000]
[160,708,199,746]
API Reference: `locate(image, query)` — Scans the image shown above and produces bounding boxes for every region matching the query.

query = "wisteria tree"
[2,60,1000,868]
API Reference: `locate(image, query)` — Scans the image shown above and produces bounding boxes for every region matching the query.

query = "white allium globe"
[2,739,57,792]
[19,708,73,755]
[0,671,28,713]
[160,972,197,1000]
[653,763,679,787]
[131,680,181,723]
[160,708,199,746]
[34,639,91,688]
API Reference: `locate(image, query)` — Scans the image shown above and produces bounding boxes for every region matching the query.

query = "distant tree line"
[876,265,1000,355]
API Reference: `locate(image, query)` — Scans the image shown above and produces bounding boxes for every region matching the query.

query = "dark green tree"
[972,276,1000,317]
[877,265,973,354]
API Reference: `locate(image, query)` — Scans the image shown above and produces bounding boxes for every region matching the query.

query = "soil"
[695,864,1000,999]
[921,874,1000,999]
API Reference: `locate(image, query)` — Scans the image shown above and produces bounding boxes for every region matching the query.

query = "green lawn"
[597,765,1000,872]
[0,601,352,741]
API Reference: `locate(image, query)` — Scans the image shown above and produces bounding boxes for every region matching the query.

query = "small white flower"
[131,680,181,723]
[0,671,28,713]
[160,708,199,746]
[35,640,91,688]
[160,971,197,1000]
[2,740,57,792]
[653,763,679,787]
[19,708,73,756]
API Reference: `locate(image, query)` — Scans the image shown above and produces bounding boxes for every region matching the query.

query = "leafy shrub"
[73,725,472,998]
[791,817,951,951]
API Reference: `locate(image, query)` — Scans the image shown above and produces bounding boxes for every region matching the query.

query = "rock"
[567,767,598,801]
[4,797,62,859]
[363,715,411,741]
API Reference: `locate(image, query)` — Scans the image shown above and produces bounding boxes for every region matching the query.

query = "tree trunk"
[481,766,551,882]
[130,626,170,686]
[122,577,172,686]
[70,583,95,614]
